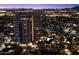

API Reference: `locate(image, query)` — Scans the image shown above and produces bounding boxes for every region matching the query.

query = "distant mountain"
[71,6,79,10]
[61,6,79,10]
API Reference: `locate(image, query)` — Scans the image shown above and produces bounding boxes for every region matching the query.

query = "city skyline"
[0,4,79,9]
[0,4,79,55]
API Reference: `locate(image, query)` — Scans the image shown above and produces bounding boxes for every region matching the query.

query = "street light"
[10,25,14,28]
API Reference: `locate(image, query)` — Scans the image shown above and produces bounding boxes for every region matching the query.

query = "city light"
[10,25,14,28]
[71,30,76,34]
[0,5,79,55]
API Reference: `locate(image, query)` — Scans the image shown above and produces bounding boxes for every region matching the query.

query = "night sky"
[0,4,79,9]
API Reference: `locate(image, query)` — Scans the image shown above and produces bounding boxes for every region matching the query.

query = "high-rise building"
[14,11,33,43]
[13,10,43,43]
